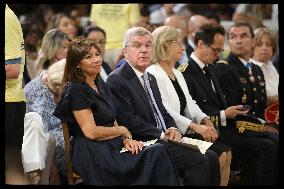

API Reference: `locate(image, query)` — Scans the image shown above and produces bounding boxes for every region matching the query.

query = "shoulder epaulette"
[216,60,228,65]
[177,63,189,72]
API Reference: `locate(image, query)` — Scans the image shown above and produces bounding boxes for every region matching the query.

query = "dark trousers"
[205,150,221,185]
[219,128,276,185]
[266,132,279,184]
[5,102,26,178]
[5,102,26,150]
[158,140,219,185]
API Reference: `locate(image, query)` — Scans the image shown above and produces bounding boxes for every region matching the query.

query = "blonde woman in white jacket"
[147,26,231,186]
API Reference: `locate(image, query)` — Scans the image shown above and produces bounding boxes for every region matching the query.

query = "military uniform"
[178,59,228,128]
[178,56,277,185]
[212,53,278,184]
[213,53,267,120]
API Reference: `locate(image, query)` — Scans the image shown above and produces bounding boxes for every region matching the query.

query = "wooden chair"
[62,121,82,185]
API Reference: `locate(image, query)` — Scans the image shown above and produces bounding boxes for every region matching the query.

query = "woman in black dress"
[53,37,180,185]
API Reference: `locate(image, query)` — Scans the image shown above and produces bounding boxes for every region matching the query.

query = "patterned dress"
[24,75,67,179]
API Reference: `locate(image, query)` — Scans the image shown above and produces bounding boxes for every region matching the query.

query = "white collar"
[190,52,206,70]
[250,58,264,67]
[238,57,250,67]
[126,59,144,78]
[250,58,273,68]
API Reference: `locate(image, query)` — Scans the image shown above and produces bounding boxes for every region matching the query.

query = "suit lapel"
[227,53,249,79]
[189,59,220,106]
[121,62,156,117]
[208,65,228,108]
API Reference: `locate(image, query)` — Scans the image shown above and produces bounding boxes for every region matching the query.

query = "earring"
[77,66,81,71]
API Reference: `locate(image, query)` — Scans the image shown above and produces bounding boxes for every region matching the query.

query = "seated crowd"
[5,4,279,186]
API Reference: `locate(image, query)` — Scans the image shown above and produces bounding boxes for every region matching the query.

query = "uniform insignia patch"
[177,63,189,72]
[242,94,247,104]
[216,60,228,65]
[240,77,247,83]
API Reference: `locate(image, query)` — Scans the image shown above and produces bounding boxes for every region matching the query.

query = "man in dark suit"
[180,23,277,185]
[107,26,220,185]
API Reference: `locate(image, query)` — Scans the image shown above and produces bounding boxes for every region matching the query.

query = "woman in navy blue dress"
[53,37,179,185]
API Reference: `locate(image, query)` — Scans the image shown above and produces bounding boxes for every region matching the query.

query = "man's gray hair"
[122,27,152,48]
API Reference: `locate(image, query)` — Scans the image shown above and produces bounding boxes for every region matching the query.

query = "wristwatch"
[186,127,195,135]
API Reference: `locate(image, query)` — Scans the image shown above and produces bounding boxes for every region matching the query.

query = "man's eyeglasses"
[207,45,224,54]
[126,42,153,50]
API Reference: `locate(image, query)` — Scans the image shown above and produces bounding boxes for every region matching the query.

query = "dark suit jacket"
[107,61,178,141]
[102,61,112,75]
[213,53,267,120]
[180,58,229,128]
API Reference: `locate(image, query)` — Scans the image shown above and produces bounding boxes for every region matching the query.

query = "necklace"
[89,82,99,93]
[92,85,99,93]
[160,63,176,80]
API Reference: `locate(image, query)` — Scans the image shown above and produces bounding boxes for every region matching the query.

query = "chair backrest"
[61,121,75,185]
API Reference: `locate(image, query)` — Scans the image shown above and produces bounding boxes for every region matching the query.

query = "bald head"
[164,15,181,28]
[187,15,209,40]
[164,15,188,40]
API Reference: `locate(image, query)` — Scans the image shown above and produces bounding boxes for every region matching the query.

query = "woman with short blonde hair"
[251,27,279,106]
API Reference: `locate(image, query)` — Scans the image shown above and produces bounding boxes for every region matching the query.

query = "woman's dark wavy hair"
[62,36,101,84]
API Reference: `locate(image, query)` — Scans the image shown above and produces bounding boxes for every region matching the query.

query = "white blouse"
[251,59,279,97]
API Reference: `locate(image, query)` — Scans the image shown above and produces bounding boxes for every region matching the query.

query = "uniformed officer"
[212,22,278,184]
[179,23,277,185]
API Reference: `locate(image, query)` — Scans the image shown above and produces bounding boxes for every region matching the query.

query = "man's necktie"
[203,66,217,93]
[203,66,212,84]
[143,72,167,132]
[245,62,251,71]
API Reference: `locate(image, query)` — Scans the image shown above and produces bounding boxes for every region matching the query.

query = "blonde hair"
[33,29,71,78]
[152,26,180,63]
[47,58,66,92]
[253,27,277,55]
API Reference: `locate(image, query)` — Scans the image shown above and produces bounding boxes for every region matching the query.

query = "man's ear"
[251,38,256,49]
[122,48,127,57]
[197,39,204,49]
